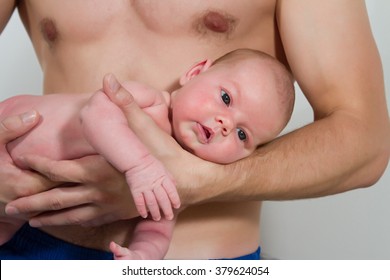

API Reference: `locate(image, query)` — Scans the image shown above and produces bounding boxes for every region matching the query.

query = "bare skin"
[0,0,389,259]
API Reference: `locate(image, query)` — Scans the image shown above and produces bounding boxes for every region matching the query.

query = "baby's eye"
[221,89,231,106]
[237,128,247,141]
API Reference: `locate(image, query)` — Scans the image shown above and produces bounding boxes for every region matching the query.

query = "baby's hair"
[212,48,295,131]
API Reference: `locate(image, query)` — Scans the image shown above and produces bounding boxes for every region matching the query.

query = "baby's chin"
[192,150,233,164]
[178,140,198,157]
[180,138,242,164]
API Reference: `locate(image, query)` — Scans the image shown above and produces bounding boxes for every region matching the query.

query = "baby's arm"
[80,78,180,221]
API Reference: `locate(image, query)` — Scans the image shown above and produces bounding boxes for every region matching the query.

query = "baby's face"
[170,59,284,164]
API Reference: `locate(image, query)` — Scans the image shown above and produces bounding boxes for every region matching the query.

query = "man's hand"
[6,154,140,227]
[0,111,54,244]
[0,110,54,203]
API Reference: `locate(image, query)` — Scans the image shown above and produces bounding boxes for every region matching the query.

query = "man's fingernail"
[29,220,42,227]
[5,206,19,215]
[21,110,37,124]
[108,74,120,92]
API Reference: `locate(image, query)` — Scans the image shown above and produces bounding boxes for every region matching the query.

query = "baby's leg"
[110,217,175,260]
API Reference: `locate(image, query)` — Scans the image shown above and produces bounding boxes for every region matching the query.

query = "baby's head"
[170,49,295,164]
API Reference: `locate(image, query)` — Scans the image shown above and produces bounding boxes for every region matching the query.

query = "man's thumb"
[103,73,135,106]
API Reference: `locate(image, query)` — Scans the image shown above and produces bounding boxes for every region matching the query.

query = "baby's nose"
[216,115,234,136]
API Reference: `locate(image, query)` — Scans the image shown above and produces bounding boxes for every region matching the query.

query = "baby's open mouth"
[204,126,211,140]
[197,123,213,143]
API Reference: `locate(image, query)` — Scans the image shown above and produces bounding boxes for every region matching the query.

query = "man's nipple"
[40,18,58,45]
[202,11,235,33]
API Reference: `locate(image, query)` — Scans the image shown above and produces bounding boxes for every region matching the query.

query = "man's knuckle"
[45,170,63,182]
[66,216,84,225]
[48,197,63,210]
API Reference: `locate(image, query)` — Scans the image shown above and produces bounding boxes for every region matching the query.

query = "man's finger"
[0,111,40,144]
[103,73,153,132]
[20,154,111,183]
[28,205,101,227]
[103,73,135,107]
[103,74,180,157]
[6,184,94,218]
[18,155,80,182]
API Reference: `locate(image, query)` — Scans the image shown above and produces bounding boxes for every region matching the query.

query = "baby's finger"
[132,192,148,219]
[143,190,160,221]
[163,177,181,209]
[153,186,174,220]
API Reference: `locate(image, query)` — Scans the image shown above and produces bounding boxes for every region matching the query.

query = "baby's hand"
[125,154,180,221]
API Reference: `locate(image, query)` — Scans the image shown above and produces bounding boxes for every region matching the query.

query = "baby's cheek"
[221,144,253,164]
[202,144,241,164]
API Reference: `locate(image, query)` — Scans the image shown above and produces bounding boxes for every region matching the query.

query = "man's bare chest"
[22,0,275,45]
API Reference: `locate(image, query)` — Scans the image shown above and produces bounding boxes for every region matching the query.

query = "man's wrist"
[177,158,227,206]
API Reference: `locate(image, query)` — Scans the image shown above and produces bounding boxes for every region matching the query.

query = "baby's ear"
[179,59,212,86]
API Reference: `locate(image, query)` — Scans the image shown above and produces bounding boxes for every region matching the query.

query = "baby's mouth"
[197,123,213,143]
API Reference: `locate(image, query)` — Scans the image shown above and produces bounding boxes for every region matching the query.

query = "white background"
[0,1,389,259]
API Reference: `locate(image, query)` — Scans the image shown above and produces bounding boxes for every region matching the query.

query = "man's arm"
[0,0,15,34]
[197,0,389,201]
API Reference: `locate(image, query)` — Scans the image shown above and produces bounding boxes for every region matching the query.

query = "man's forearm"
[0,0,15,34]
[192,110,389,203]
